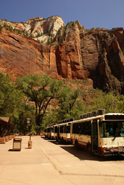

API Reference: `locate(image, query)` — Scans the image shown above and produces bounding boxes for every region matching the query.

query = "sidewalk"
[0,136,72,185]
[1,136,124,185]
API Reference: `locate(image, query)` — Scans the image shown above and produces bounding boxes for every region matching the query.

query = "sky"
[0,0,124,30]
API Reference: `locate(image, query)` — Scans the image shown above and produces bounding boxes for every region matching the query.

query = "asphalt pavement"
[0,136,124,185]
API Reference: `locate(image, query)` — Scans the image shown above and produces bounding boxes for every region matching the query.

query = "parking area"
[0,136,124,185]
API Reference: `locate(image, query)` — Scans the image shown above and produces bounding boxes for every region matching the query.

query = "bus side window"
[78,123,81,134]
[86,123,88,135]
[84,122,87,135]
[72,123,76,134]
[60,126,63,133]
[75,123,78,134]
[75,124,77,134]
[55,127,57,133]
[67,126,70,133]
[80,122,83,134]
[63,125,66,133]
[87,121,91,135]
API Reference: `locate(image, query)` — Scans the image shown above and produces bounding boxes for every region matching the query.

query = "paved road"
[0,136,124,185]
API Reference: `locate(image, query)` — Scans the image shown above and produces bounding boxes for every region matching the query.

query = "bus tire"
[75,140,79,149]
[61,137,64,143]
[87,144,91,153]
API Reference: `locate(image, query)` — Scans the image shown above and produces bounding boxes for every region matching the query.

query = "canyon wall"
[0,16,124,92]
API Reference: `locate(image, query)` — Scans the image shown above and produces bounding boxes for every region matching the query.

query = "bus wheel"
[102,151,105,157]
[61,137,64,144]
[87,144,91,153]
[75,140,79,149]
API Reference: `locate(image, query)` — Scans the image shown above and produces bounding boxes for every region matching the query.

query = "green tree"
[89,91,119,113]
[0,73,24,119]
[37,78,64,115]
[15,104,36,135]
[16,74,50,118]
[69,99,85,120]
[57,87,83,120]
[117,95,124,112]
[16,74,65,125]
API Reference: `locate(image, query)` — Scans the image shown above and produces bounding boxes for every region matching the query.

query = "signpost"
[27,118,32,149]
[27,118,31,140]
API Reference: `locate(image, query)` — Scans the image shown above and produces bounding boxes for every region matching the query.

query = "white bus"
[52,118,73,143]
[44,124,54,139]
[53,124,58,141]
[70,109,124,156]
[57,121,72,143]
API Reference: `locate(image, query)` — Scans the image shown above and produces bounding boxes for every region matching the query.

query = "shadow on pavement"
[61,145,124,162]
[43,137,124,161]
[8,149,20,152]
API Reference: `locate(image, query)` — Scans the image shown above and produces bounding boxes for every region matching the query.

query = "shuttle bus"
[53,124,58,141]
[45,124,54,139]
[44,109,124,156]
[56,119,73,143]
[70,109,124,156]
[45,119,73,143]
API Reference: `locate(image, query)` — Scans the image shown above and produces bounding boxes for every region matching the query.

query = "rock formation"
[0,28,58,81]
[0,16,124,92]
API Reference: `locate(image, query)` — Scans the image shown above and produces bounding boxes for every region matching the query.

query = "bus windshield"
[100,121,124,138]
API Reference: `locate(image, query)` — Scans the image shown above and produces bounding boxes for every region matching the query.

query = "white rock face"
[31,16,65,38]
[34,35,49,43]
[48,16,65,36]
[0,16,65,43]
[31,21,45,36]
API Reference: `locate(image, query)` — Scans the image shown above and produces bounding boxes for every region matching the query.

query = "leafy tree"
[117,95,124,112]
[0,73,24,119]
[88,91,119,113]
[16,74,65,125]
[16,74,50,117]
[42,110,58,128]
[69,99,85,120]
[37,78,64,115]
[14,104,36,135]
[57,87,83,120]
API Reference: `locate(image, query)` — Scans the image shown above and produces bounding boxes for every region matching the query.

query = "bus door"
[91,120,98,152]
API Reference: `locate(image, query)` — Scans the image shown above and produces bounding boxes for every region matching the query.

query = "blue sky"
[0,0,124,30]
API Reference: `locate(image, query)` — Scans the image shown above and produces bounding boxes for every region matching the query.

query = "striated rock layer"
[0,28,58,80]
[0,16,124,92]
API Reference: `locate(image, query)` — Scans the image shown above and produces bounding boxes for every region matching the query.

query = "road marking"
[64,165,71,167]
[62,173,124,178]
[41,163,51,166]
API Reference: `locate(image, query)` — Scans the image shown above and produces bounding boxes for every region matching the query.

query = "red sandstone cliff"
[0,16,124,92]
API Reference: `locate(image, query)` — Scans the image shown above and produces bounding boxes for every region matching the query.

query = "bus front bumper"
[99,147,124,156]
